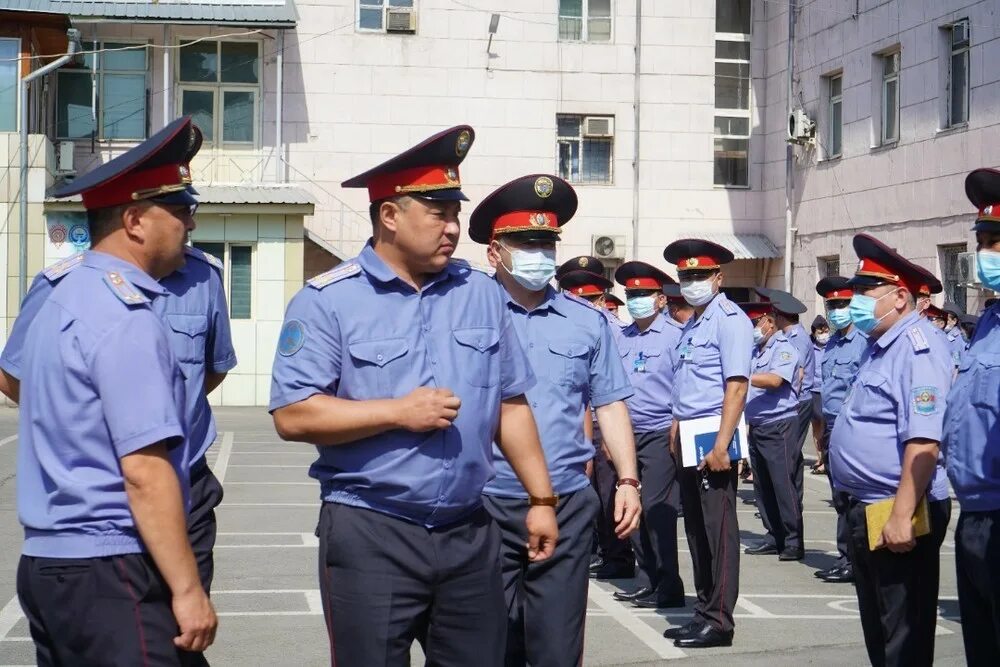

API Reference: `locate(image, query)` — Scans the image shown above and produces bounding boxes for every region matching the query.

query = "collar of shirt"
[761,330,785,353]
[624,312,666,337]
[785,323,805,339]
[499,282,567,317]
[663,315,685,330]
[356,241,455,292]
[82,250,169,297]
[873,309,921,351]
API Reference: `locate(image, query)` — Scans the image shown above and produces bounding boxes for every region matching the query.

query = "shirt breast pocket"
[452,327,500,388]
[831,358,854,379]
[165,313,208,366]
[347,337,410,398]
[849,372,895,423]
[972,353,1000,412]
[548,341,590,388]
[689,334,719,367]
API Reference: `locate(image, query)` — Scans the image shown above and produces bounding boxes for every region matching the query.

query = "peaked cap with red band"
[663,284,688,303]
[604,294,624,309]
[755,287,807,315]
[965,168,1000,233]
[50,116,202,210]
[663,239,735,271]
[469,174,577,244]
[924,304,947,320]
[614,261,675,291]
[556,255,605,281]
[738,302,773,321]
[848,233,926,295]
[342,125,474,202]
[815,276,853,301]
[558,270,612,297]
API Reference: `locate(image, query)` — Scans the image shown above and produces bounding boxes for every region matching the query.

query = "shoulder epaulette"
[308,262,361,289]
[718,298,737,315]
[185,246,224,272]
[42,253,84,282]
[103,271,150,306]
[906,326,930,353]
[450,258,495,276]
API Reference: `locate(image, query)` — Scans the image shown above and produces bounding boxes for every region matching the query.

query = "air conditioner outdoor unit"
[386,8,417,33]
[56,140,75,174]
[956,251,981,286]
[584,116,614,138]
[592,234,625,260]
[787,108,816,144]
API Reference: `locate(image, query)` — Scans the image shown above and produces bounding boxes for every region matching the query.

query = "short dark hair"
[87,201,153,245]
[368,195,411,228]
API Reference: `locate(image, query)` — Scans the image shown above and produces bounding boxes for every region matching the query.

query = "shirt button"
[529,343,535,349]
[423,325,431,332]
[532,402,538,408]
[439,493,447,501]
[444,460,452,469]
[376,354,384,362]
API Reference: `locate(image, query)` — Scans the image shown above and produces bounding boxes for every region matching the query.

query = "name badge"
[679,340,693,362]
[633,352,646,373]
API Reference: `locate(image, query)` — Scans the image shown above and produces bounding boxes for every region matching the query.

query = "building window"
[558,0,612,42]
[193,242,253,319]
[359,0,415,32]
[714,0,751,188]
[947,19,970,127]
[557,115,614,185]
[880,51,900,144]
[0,38,18,132]
[940,244,968,313]
[178,40,260,147]
[826,74,843,158]
[819,256,840,279]
[56,42,148,141]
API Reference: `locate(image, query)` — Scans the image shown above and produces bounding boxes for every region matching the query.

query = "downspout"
[275,30,284,183]
[783,1,796,293]
[19,29,81,302]
[163,25,170,125]
[631,0,642,260]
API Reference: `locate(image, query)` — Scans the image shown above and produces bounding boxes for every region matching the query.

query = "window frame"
[939,243,968,313]
[556,114,615,186]
[826,73,843,158]
[56,39,150,142]
[880,50,900,145]
[176,38,261,149]
[192,241,256,320]
[357,0,417,33]
[818,256,841,279]
[0,37,20,133]
[713,29,751,189]
[557,0,614,43]
[947,19,970,128]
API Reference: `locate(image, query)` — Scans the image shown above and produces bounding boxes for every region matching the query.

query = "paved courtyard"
[0,407,969,665]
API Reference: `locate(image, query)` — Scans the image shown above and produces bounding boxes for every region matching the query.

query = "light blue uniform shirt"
[946,327,967,368]
[943,304,1000,511]
[485,284,632,498]
[820,327,868,419]
[269,243,535,527]
[811,344,823,393]
[785,323,814,398]
[671,292,754,421]
[618,312,681,432]
[0,247,236,465]
[746,331,800,426]
[829,312,952,503]
[16,251,190,558]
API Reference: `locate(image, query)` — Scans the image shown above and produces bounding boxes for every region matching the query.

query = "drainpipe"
[19,28,81,302]
[783,1,796,293]
[275,30,284,183]
[631,0,642,260]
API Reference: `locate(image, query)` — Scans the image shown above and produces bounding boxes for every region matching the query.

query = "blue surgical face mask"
[827,306,852,331]
[849,290,895,334]
[626,295,658,320]
[752,326,766,346]
[977,249,1000,291]
[500,244,556,292]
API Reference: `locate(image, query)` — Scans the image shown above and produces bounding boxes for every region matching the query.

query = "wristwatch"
[528,495,559,507]
[616,478,641,491]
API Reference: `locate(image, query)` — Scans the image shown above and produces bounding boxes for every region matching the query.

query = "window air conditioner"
[583,116,614,138]
[386,8,417,33]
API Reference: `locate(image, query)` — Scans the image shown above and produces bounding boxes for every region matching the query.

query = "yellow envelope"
[865,496,931,551]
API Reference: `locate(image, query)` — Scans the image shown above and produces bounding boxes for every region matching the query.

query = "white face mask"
[679,277,715,307]
[814,332,831,345]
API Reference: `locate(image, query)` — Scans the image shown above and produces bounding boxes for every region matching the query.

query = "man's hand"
[698,446,732,473]
[396,387,460,432]
[879,512,916,553]
[525,505,558,562]
[613,485,641,539]
[172,587,218,652]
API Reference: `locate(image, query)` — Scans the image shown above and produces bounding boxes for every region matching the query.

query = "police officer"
[558,269,636,580]
[662,239,753,649]
[829,233,953,667]
[958,313,978,344]
[924,304,949,331]
[943,301,968,367]
[813,276,867,584]
[604,294,624,320]
[13,117,218,664]
[473,174,641,666]
[269,127,559,667]
[740,302,804,561]
[1,196,235,605]
[664,284,694,327]
[942,167,1000,666]
[612,262,686,609]
[809,316,829,474]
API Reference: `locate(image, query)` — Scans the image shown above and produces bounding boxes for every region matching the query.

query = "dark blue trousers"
[955,509,1000,667]
[188,458,224,594]
[748,415,804,551]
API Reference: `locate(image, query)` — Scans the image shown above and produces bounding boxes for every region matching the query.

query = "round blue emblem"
[278,320,306,356]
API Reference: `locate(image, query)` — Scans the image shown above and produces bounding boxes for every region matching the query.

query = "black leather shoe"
[663,621,701,640]
[631,591,686,609]
[673,624,734,648]
[821,564,854,583]
[612,586,652,602]
[588,556,605,573]
[592,562,635,579]
[744,542,779,555]
[778,547,805,561]
[814,560,846,579]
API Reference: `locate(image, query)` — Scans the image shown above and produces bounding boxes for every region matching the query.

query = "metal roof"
[48,184,316,207]
[0,1,298,27]
[697,233,782,260]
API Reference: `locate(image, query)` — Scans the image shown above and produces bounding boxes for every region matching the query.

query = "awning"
[48,184,315,209]
[304,228,348,262]
[3,1,299,27]
[695,233,781,260]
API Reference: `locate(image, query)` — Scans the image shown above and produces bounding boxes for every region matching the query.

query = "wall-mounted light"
[487,13,500,53]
